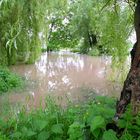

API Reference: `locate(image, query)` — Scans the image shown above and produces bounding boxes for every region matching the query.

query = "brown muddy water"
[0,52,124,109]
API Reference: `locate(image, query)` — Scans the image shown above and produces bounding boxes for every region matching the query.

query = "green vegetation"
[88,48,100,56]
[0,68,23,93]
[1,0,140,140]
[0,0,134,65]
[47,0,133,61]
[0,0,50,65]
[0,96,139,140]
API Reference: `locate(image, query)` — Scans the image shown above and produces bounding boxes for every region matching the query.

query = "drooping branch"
[100,0,112,12]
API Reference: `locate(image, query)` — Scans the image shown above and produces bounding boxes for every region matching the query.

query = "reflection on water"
[1,52,122,108]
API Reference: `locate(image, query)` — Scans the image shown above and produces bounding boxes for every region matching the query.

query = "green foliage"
[118,107,140,140]
[0,96,115,140]
[45,0,134,62]
[0,0,50,65]
[97,3,133,61]
[0,68,23,93]
[0,96,140,140]
[88,48,100,56]
[0,0,135,64]
[102,130,118,140]
[46,7,77,52]
[68,122,84,140]
[0,132,9,140]
[90,116,105,137]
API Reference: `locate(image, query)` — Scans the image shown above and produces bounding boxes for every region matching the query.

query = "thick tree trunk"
[115,0,140,118]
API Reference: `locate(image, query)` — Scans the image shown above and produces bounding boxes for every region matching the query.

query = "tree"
[67,0,132,57]
[69,0,99,54]
[0,0,71,64]
[0,0,59,65]
[46,6,75,51]
[116,0,140,118]
[68,0,140,118]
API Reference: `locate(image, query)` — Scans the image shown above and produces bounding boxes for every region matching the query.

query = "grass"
[0,67,24,94]
[0,94,140,140]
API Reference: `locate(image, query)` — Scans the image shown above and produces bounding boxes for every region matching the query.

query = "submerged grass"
[0,95,140,140]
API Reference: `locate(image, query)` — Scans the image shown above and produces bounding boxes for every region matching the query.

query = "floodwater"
[1,52,123,108]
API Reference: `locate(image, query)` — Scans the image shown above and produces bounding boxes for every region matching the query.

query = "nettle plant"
[0,96,139,140]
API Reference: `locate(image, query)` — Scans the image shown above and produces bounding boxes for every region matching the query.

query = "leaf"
[0,0,4,7]
[120,132,133,140]
[21,127,36,137]
[118,119,127,128]
[136,118,140,126]
[68,122,83,139]
[90,116,105,132]
[14,40,17,49]
[102,130,118,140]
[92,128,100,138]
[6,40,10,49]
[33,120,48,131]
[26,130,36,137]
[37,131,50,140]
[11,132,22,138]
[51,124,63,134]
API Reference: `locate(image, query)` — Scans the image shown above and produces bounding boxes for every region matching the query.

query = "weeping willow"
[69,0,133,61]
[0,0,49,65]
[0,0,133,65]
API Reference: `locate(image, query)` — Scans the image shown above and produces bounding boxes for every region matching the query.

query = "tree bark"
[115,0,140,118]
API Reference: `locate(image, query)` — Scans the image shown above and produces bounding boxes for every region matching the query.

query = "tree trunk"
[115,0,140,118]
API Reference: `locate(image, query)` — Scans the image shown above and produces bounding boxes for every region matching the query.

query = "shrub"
[0,68,23,93]
[88,48,100,56]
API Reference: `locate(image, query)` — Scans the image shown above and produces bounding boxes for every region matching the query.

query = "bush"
[88,48,100,56]
[0,68,23,93]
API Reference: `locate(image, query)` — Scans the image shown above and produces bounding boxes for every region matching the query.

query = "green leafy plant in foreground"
[0,96,140,140]
[0,68,23,93]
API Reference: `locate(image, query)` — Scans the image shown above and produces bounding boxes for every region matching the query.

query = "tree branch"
[100,0,112,12]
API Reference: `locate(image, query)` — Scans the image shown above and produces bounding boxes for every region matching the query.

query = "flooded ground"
[0,52,124,108]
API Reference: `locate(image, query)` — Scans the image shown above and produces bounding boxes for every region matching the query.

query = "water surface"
[1,52,123,108]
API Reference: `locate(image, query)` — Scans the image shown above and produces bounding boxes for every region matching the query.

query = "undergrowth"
[0,96,140,140]
[0,68,23,94]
